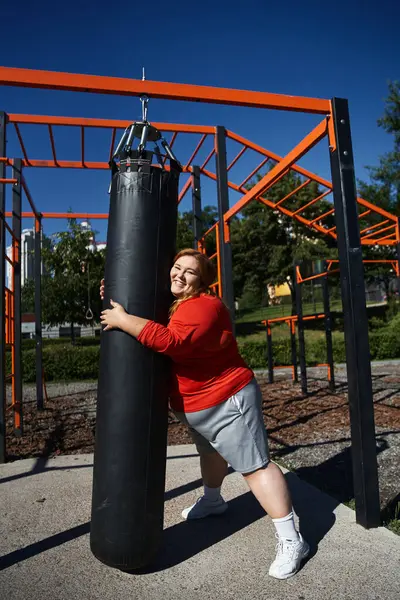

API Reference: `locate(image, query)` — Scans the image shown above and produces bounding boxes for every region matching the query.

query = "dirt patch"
[5,364,400,511]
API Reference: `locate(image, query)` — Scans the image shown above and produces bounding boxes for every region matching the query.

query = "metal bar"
[238,156,270,189]
[81,126,85,166]
[13,123,29,164]
[227,146,247,171]
[8,114,216,134]
[5,211,109,219]
[201,148,215,170]
[48,125,57,164]
[164,132,178,166]
[224,118,328,222]
[12,159,22,435]
[361,223,396,241]
[21,176,39,217]
[329,97,380,528]
[178,177,192,203]
[294,263,307,394]
[191,166,202,249]
[0,110,7,463]
[359,219,389,236]
[215,127,235,319]
[200,222,218,240]
[2,217,19,238]
[200,167,245,194]
[215,226,222,298]
[0,67,331,114]
[321,266,335,391]
[0,178,17,184]
[0,158,191,172]
[308,207,335,225]
[267,325,273,384]
[35,216,43,410]
[186,134,207,167]
[371,232,397,244]
[256,193,336,239]
[274,178,311,207]
[227,129,397,225]
[108,128,116,162]
[291,190,331,216]
[290,319,298,383]
[396,218,400,280]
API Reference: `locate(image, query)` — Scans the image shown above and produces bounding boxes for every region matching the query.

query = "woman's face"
[170,255,202,298]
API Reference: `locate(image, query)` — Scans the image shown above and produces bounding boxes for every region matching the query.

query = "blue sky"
[1,0,399,242]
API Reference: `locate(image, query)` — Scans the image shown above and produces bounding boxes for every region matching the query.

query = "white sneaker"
[268,533,310,579]
[181,495,228,520]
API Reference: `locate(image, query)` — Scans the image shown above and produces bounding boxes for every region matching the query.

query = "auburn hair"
[169,248,217,316]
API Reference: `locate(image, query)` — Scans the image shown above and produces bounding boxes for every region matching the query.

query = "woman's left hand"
[100,300,127,331]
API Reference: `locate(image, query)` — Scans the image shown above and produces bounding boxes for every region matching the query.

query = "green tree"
[356,81,400,298]
[176,205,218,253]
[231,170,336,310]
[358,81,400,216]
[40,219,105,341]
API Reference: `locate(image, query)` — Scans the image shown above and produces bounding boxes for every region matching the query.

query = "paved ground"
[1,445,399,600]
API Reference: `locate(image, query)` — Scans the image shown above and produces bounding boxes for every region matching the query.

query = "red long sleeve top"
[137,294,253,413]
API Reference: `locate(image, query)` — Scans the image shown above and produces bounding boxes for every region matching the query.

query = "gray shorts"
[173,378,270,474]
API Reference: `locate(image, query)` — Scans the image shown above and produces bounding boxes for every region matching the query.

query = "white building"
[6,228,35,289]
[80,220,106,252]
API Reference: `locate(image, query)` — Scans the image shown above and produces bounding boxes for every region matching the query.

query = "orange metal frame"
[296,259,399,284]
[0,108,398,247]
[262,314,332,382]
[0,67,399,428]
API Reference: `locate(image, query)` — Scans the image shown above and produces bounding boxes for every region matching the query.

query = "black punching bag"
[90,155,180,570]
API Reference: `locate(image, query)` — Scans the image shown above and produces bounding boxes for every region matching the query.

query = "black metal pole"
[329,97,380,528]
[191,165,202,250]
[290,319,298,383]
[266,323,273,384]
[215,126,235,319]
[12,159,23,436]
[294,264,307,394]
[35,215,44,410]
[0,112,7,462]
[396,217,400,294]
[322,270,335,391]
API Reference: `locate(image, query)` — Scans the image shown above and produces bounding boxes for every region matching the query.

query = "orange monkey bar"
[296,259,399,284]
[2,112,398,249]
[0,67,331,114]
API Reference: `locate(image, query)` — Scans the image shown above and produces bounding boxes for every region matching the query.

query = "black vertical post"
[322,270,335,391]
[35,215,43,410]
[0,112,7,462]
[215,126,235,319]
[290,320,298,383]
[396,217,400,294]
[191,165,202,250]
[266,324,273,384]
[329,97,380,528]
[294,265,307,394]
[12,159,22,435]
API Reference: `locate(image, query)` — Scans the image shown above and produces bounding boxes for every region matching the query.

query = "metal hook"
[140,95,149,122]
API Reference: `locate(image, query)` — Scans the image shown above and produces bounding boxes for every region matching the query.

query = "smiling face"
[170,254,202,298]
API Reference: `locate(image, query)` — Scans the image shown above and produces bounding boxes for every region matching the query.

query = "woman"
[100,248,309,579]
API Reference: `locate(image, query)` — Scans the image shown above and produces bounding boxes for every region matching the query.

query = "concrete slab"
[1,445,399,600]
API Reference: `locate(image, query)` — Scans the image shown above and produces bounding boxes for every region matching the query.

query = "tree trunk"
[71,322,75,345]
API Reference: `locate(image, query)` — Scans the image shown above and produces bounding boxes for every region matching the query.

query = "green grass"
[235,300,343,325]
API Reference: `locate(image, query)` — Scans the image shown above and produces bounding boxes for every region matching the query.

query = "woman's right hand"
[100,278,105,300]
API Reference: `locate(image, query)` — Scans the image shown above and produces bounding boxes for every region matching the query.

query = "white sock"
[203,484,221,502]
[272,511,299,542]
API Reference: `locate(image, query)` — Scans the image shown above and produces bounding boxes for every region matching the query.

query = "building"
[80,220,106,252]
[6,228,35,289]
